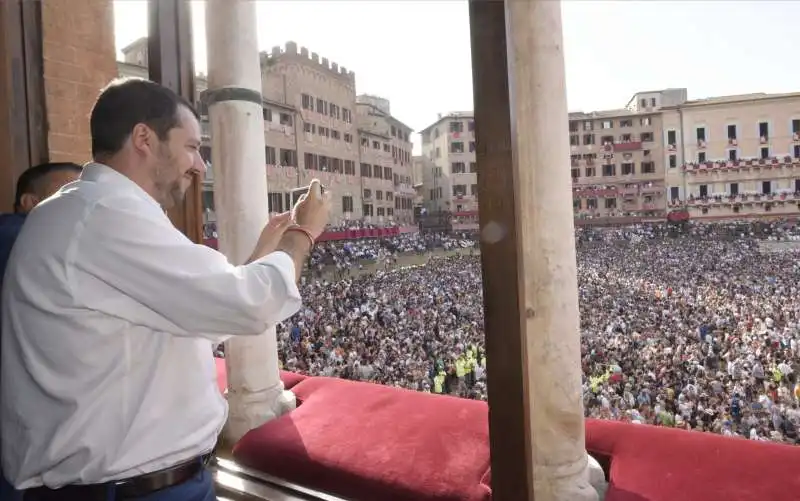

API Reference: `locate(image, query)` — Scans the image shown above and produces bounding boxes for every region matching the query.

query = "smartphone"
[290,184,326,205]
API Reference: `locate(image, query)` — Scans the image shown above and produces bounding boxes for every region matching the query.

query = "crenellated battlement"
[261,41,356,83]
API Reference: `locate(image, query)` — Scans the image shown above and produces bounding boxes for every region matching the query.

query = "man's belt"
[22,452,213,501]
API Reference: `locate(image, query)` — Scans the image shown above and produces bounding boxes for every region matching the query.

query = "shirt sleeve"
[69,194,302,338]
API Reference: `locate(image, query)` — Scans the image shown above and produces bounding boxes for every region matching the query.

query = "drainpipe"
[358,133,364,221]
[678,106,688,203]
[205,0,296,445]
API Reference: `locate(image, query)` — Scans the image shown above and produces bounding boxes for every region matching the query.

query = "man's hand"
[293,179,332,239]
[247,211,292,262]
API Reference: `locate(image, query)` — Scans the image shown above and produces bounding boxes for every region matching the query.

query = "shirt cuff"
[252,251,303,322]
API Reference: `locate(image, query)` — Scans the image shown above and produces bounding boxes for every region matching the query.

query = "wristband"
[286,225,315,249]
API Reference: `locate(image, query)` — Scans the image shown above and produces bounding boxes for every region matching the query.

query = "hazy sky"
[114,0,799,147]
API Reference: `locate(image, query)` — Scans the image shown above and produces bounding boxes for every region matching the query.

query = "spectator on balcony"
[0,78,331,501]
[0,162,82,292]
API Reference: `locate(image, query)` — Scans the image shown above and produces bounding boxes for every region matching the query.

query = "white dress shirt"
[1,163,302,489]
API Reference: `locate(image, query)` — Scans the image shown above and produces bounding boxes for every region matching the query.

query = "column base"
[533,452,601,501]
[587,453,608,500]
[224,381,297,444]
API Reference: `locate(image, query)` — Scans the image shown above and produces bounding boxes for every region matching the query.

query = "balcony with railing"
[640,184,663,194]
[599,133,652,153]
[606,140,643,152]
[682,155,800,178]
[686,191,800,206]
[678,189,800,219]
[572,185,619,198]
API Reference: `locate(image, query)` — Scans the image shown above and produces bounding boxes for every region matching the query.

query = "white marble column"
[206,0,295,444]
[504,1,600,500]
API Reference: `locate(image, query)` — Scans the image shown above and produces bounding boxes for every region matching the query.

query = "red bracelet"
[286,225,315,249]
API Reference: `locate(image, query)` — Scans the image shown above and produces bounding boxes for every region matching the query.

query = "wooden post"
[468,1,531,498]
[0,0,48,212]
[147,0,203,243]
[470,1,597,500]
[205,0,296,444]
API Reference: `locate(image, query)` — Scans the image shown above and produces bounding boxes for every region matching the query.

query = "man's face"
[150,105,205,209]
[18,169,81,214]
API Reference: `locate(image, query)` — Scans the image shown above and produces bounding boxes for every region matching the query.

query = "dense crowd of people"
[276,220,800,444]
[306,232,474,278]
[204,220,402,239]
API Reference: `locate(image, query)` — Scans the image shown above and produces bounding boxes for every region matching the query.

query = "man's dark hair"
[14,162,83,214]
[89,78,199,158]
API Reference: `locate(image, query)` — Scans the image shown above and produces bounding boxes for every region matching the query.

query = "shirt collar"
[80,162,163,211]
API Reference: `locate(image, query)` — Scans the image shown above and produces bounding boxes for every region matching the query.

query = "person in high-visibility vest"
[433,373,444,394]
[435,370,447,394]
[455,358,466,379]
[455,358,467,395]
[464,355,474,387]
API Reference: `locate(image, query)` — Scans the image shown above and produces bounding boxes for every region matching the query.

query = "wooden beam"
[0,0,48,212]
[147,0,203,243]
[20,0,48,168]
[468,1,534,500]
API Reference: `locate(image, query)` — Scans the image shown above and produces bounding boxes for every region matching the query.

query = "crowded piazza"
[2,0,800,499]
[256,220,800,445]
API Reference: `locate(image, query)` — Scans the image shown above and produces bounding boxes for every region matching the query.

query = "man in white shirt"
[0,78,330,500]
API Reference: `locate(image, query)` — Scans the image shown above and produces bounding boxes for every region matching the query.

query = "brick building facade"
[0,0,117,212]
[41,0,117,163]
[119,40,415,227]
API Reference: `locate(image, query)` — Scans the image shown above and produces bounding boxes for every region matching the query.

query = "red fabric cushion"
[233,377,491,501]
[215,357,226,393]
[279,370,308,390]
[586,419,800,501]
[229,375,800,501]
[214,358,307,394]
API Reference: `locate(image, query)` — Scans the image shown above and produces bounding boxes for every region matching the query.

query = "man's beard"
[153,148,186,209]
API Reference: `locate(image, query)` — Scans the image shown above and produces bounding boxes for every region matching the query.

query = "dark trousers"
[1,468,215,501]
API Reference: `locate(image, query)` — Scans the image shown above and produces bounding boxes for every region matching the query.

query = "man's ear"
[130,123,154,155]
[18,193,40,214]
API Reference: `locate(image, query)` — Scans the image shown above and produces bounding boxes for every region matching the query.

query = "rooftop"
[356,100,415,133]
[568,108,644,120]
[418,111,475,134]
[664,91,800,109]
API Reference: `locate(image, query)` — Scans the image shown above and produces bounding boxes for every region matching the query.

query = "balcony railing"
[611,141,643,152]
[572,187,618,198]
[681,192,800,207]
[682,155,799,173]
